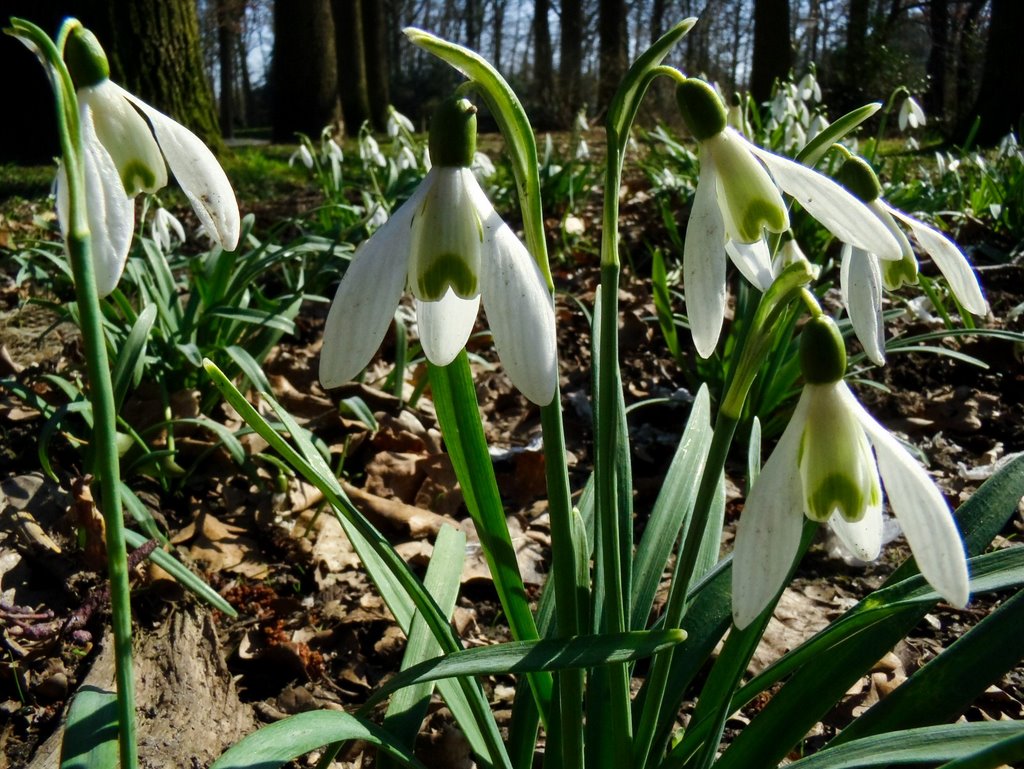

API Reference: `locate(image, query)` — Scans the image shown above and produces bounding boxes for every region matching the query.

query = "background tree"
[107,0,223,150]
[533,0,555,126]
[362,0,391,132]
[598,0,628,112]
[925,0,948,123]
[559,0,584,123]
[750,0,792,104]
[963,0,1022,144]
[270,0,339,141]
[333,0,371,135]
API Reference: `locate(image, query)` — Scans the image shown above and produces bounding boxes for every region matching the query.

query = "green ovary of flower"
[881,250,920,290]
[119,159,161,198]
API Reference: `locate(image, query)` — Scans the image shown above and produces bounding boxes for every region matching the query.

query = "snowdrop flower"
[732,315,969,629]
[386,106,415,138]
[807,112,830,142]
[574,108,589,134]
[471,151,496,179]
[397,145,419,171]
[151,207,185,254]
[58,27,239,296]
[835,156,988,365]
[674,78,902,358]
[575,138,590,160]
[898,96,926,131]
[359,132,387,168]
[289,144,314,169]
[798,71,822,103]
[320,97,557,405]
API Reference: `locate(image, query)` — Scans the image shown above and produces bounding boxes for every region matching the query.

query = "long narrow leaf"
[59,686,118,769]
[110,304,156,410]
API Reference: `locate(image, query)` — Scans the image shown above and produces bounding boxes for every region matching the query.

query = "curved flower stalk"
[732,315,969,629]
[319,97,557,406]
[674,78,903,358]
[56,27,239,297]
[836,156,989,365]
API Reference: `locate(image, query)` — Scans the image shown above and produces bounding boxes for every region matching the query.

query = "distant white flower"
[836,156,988,365]
[574,108,589,134]
[732,315,969,629]
[151,207,185,253]
[397,145,419,171]
[386,106,415,137]
[575,138,590,160]
[798,71,822,102]
[807,113,830,141]
[359,133,387,168]
[321,100,556,405]
[289,144,314,169]
[365,202,389,231]
[898,96,926,131]
[471,151,496,179]
[674,78,902,358]
[56,31,239,296]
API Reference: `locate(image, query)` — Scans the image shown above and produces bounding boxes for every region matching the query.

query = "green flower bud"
[676,79,727,141]
[65,26,110,89]
[800,315,846,385]
[429,97,477,168]
[836,157,882,203]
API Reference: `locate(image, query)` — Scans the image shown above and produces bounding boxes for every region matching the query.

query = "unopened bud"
[836,157,882,203]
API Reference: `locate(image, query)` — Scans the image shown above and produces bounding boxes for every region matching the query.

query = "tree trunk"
[107,0,224,151]
[333,0,371,135]
[533,0,555,125]
[491,0,508,72]
[750,0,792,104]
[270,0,339,142]
[559,0,583,122]
[963,0,1024,144]
[925,0,948,127]
[598,0,627,113]
[845,0,870,104]
[651,0,667,45]
[216,0,238,139]
[362,0,391,133]
[953,0,986,131]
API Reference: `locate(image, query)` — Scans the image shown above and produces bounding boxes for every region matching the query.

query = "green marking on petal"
[881,250,920,290]
[414,252,479,301]
[806,472,871,522]
[120,159,159,197]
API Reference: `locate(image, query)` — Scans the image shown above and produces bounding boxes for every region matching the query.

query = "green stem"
[541,390,586,769]
[17,16,140,767]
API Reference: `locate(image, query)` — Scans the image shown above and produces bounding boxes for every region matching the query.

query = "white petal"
[118,85,240,251]
[684,159,728,359]
[845,387,970,607]
[80,82,167,196]
[416,289,480,366]
[748,144,902,260]
[319,179,431,388]
[726,238,774,291]
[889,209,989,316]
[841,244,886,365]
[61,106,136,298]
[475,185,558,406]
[732,393,811,629]
[829,502,883,561]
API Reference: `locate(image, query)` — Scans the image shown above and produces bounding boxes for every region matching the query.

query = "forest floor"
[0,137,1023,768]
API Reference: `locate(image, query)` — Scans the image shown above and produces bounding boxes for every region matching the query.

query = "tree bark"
[845,0,870,104]
[598,0,628,112]
[925,0,948,127]
[533,0,555,125]
[107,0,224,151]
[963,0,1024,144]
[216,0,239,139]
[750,0,792,104]
[271,0,339,142]
[362,0,391,132]
[333,0,371,135]
[559,0,583,122]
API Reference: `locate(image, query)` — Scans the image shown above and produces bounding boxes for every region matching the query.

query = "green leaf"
[364,630,687,711]
[59,686,118,769]
[123,528,236,616]
[795,102,881,167]
[651,249,681,362]
[631,385,712,630]
[428,354,552,719]
[208,306,297,335]
[783,721,1024,769]
[209,711,426,769]
[110,303,156,410]
[223,344,272,393]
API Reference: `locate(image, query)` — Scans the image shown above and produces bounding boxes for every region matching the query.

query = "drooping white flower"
[798,71,822,103]
[57,27,239,296]
[359,132,387,168]
[386,106,415,138]
[674,78,903,358]
[471,151,496,179]
[397,145,419,171]
[320,98,557,406]
[898,96,926,131]
[289,144,314,169]
[151,207,185,253]
[836,156,988,365]
[731,315,969,629]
